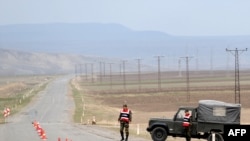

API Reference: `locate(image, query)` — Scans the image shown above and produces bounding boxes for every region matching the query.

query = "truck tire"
[151,127,168,141]
[207,133,224,141]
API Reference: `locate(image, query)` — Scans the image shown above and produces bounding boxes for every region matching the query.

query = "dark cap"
[123,104,127,107]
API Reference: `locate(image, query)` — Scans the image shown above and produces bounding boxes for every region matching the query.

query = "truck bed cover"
[197,100,241,124]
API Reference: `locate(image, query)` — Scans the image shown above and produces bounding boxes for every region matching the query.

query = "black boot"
[125,134,128,141]
[120,131,124,141]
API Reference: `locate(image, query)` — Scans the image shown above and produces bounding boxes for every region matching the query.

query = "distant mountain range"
[0,23,250,75]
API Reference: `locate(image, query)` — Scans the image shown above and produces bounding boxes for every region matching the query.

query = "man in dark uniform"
[118,104,132,141]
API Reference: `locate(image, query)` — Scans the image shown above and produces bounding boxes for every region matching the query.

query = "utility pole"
[178,59,182,77]
[103,62,106,77]
[136,59,142,92]
[108,63,113,89]
[122,60,127,90]
[99,62,103,84]
[80,64,83,77]
[180,56,193,102]
[119,64,122,77]
[226,48,247,104]
[155,56,164,91]
[85,63,88,80]
[75,64,78,77]
[90,63,94,83]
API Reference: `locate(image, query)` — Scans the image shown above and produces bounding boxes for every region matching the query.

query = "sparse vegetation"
[0,75,54,123]
[70,70,250,139]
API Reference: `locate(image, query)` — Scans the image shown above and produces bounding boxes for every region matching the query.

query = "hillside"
[1,23,250,73]
[0,48,115,75]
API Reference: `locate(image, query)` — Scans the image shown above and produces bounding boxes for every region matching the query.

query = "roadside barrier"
[32,120,47,140]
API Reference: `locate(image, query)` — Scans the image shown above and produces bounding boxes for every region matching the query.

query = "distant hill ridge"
[0,23,170,42]
[1,23,250,72]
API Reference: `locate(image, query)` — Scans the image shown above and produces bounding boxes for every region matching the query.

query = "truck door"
[173,109,192,135]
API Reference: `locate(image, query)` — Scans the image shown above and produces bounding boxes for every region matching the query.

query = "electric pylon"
[180,56,193,102]
[226,48,247,104]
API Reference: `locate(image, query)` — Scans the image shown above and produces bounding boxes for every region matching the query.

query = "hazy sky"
[1,0,250,36]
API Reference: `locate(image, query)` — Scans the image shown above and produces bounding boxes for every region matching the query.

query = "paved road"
[0,76,149,141]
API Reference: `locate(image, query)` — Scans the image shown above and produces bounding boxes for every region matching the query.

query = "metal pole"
[85,63,87,80]
[108,63,113,89]
[91,63,94,83]
[226,48,247,103]
[122,60,127,90]
[75,64,77,77]
[99,62,102,84]
[180,56,193,102]
[136,59,142,91]
[155,56,164,91]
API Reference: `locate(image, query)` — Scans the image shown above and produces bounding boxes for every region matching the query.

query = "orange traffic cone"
[40,129,47,140]
[35,122,40,130]
[32,120,37,127]
[41,134,47,140]
[36,125,42,134]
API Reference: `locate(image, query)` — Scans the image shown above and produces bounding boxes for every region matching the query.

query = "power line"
[122,60,127,90]
[226,48,247,104]
[84,63,88,80]
[108,63,114,89]
[75,64,78,77]
[99,61,103,84]
[155,56,164,91]
[90,63,94,83]
[180,56,193,102]
[135,58,142,92]
[178,59,182,77]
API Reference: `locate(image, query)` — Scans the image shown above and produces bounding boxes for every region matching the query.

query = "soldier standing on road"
[182,109,192,141]
[118,104,132,141]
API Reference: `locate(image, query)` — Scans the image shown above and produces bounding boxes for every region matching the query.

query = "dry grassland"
[71,70,250,140]
[0,75,53,123]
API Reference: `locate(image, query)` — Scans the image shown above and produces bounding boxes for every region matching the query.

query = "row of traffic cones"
[32,120,47,140]
[58,137,72,141]
[3,107,11,118]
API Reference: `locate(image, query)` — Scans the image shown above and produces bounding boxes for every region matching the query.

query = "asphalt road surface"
[0,76,149,141]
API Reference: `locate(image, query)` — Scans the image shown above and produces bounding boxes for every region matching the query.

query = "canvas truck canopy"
[197,100,241,124]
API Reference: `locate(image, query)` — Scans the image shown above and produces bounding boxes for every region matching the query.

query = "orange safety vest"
[119,109,130,122]
[182,114,191,127]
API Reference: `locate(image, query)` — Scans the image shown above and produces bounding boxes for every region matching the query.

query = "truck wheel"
[151,127,168,141]
[207,133,224,141]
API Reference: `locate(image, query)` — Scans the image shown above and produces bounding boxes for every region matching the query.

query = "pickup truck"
[146,100,241,141]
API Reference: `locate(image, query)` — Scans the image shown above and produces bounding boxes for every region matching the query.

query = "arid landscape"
[0,75,53,123]
[1,70,250,140]
[2,2,250,140]
[71,70,250,140]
